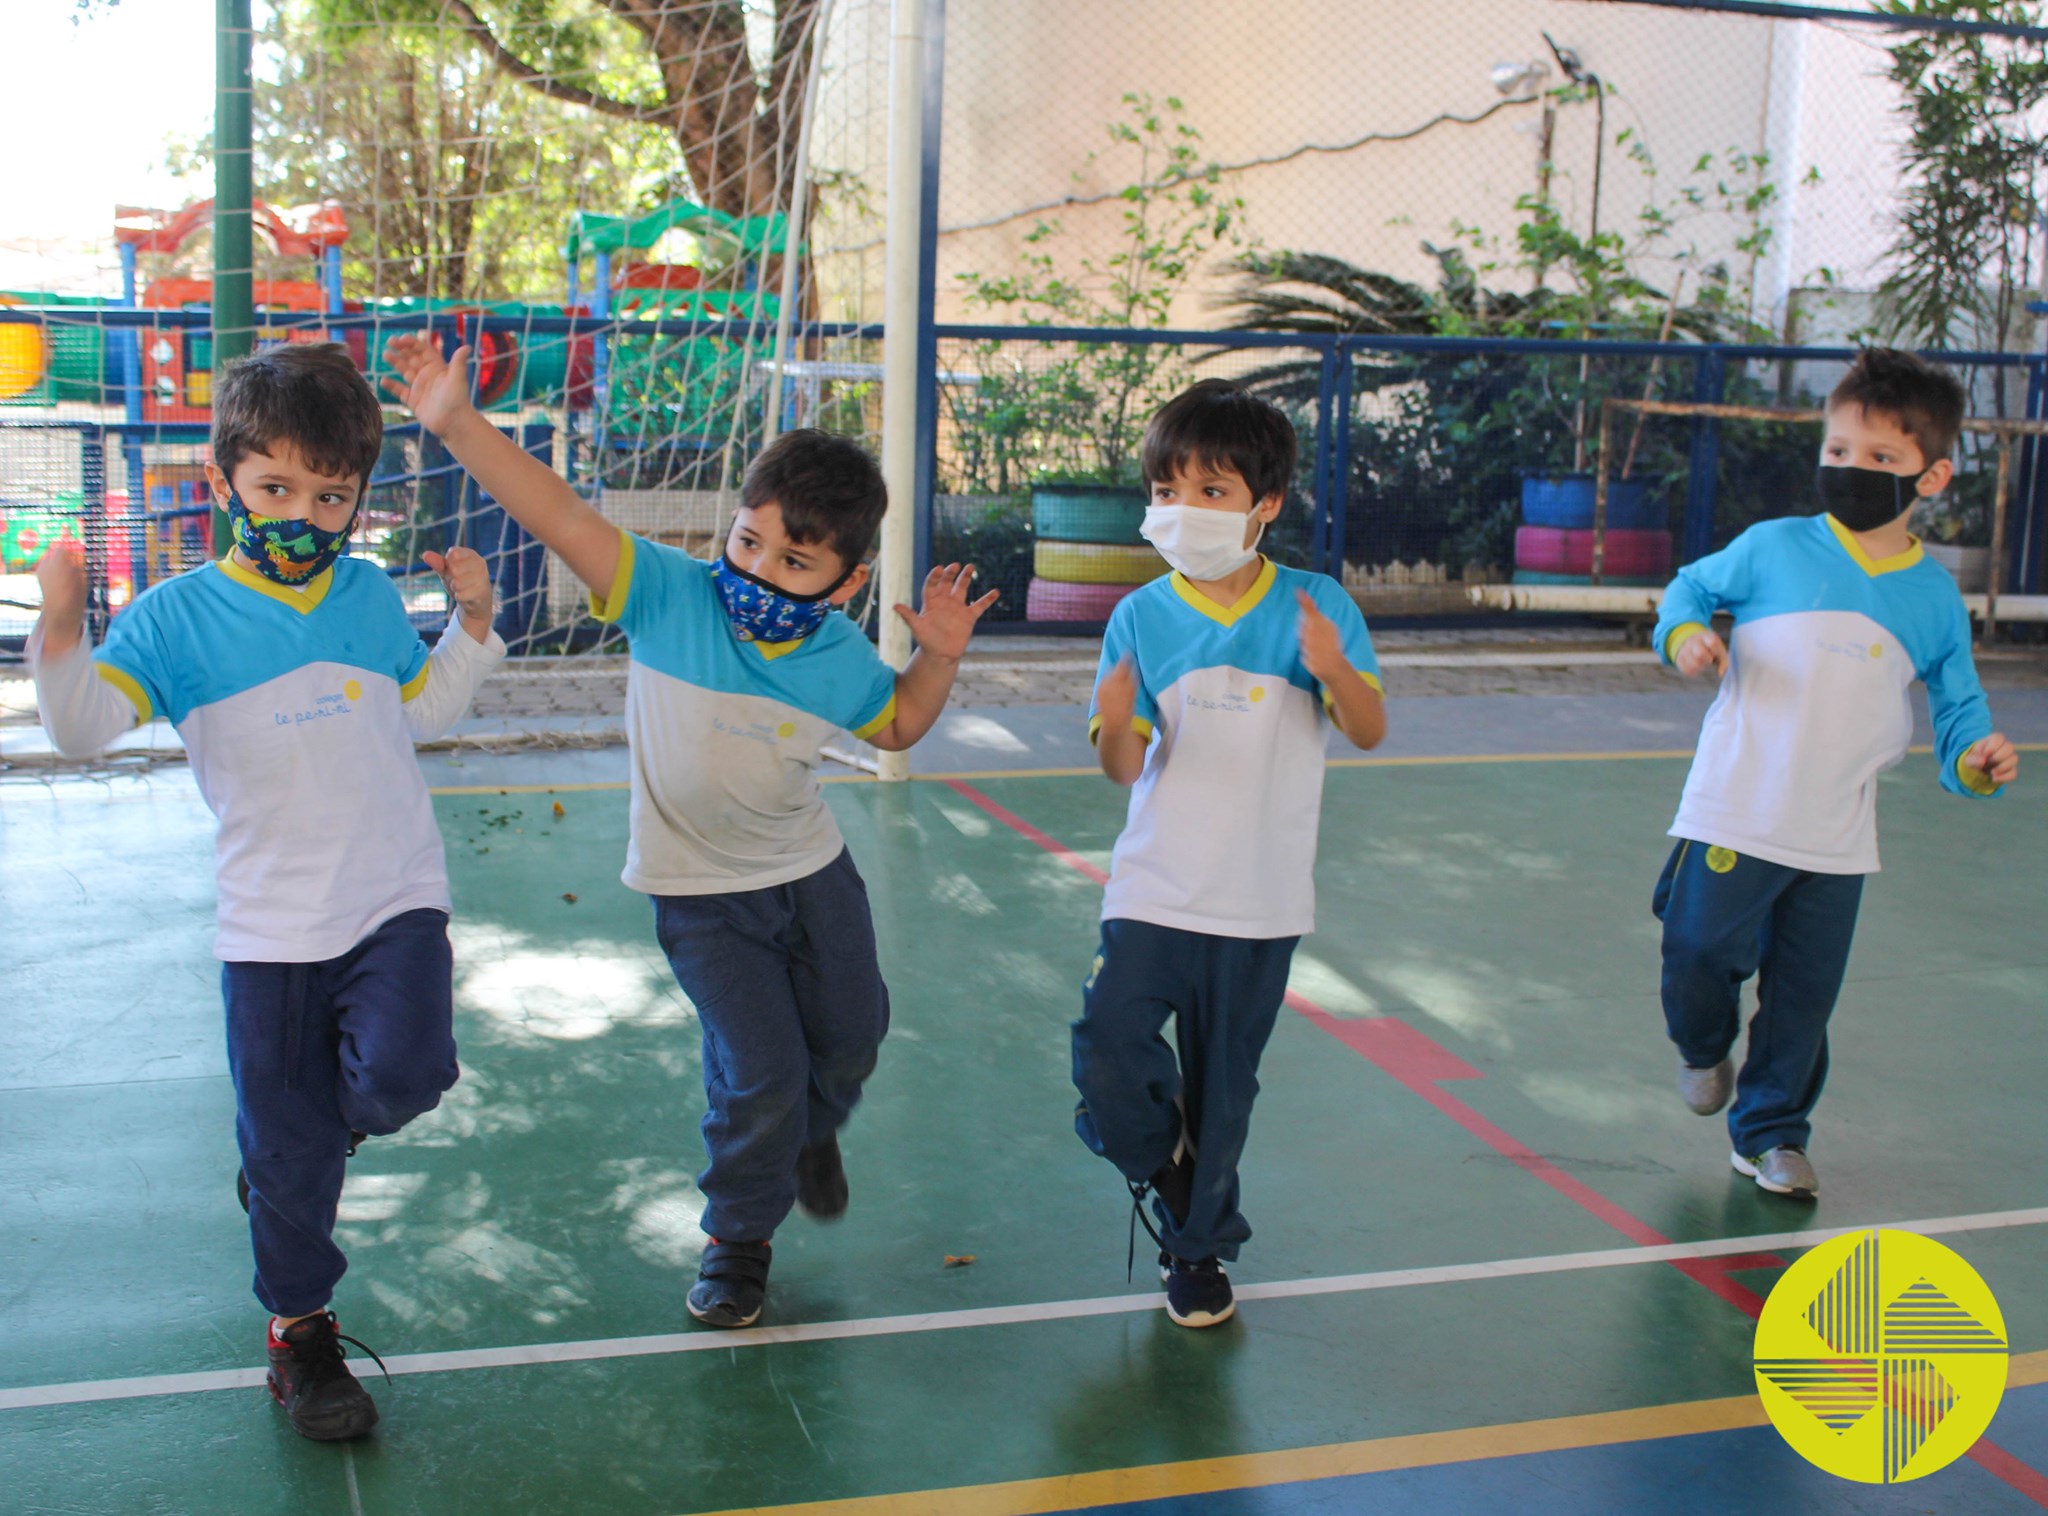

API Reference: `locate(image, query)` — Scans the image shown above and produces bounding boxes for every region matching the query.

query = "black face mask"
[1816,464,1924,533]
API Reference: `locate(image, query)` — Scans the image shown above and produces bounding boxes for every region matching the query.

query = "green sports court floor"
[5,691,2048,1515]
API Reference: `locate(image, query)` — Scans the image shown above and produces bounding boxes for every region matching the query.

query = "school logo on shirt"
[1754,1229,2007,1483]
[275,684,359,727]
[710,714,798,747]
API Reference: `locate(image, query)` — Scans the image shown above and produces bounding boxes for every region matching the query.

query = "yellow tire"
[1033,541,1167,586]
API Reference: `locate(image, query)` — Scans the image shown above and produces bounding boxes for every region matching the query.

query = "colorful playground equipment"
[1025,484,1164,622]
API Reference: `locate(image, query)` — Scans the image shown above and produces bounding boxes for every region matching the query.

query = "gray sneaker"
[1678,1058,1734,1116]
[1732,1146,1818,1200]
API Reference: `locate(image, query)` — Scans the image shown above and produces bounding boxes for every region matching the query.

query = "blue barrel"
[1521,475,1663,532]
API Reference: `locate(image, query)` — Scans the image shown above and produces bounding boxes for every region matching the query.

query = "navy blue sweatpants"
[653,848,891,1244]
[1653,839,1864,1157]
[222,907,459,1318]
[1071,918,1299,1264]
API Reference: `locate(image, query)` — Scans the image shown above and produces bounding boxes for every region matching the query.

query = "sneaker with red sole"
[266,1311,386,1440]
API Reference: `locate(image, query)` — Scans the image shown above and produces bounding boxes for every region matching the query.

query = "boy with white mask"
[1076,379,1386,1327]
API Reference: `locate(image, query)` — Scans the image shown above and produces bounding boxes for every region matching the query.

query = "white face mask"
[1140,504,1266,582]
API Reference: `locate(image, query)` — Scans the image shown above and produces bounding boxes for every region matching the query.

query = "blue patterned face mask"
[710,555,853,643]
[225,488,356,585]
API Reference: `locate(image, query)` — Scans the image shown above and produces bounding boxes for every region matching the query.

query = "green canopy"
[565,200,795,265]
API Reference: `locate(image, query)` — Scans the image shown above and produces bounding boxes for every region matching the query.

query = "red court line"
[941,775,2048,1506]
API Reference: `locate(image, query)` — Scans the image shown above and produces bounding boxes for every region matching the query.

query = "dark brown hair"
[741,428,889,565]
[1828,348,1967,467]
[211,342,385,487]
[1140,379,1298,504]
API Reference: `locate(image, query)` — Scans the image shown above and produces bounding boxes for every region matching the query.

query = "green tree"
[311,0,822,225]
[169,0,679,301]
[1880,0,2048,359]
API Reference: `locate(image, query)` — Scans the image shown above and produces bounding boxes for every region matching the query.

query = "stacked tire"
[1513,476,1670,588]
[1026,485,1166,623]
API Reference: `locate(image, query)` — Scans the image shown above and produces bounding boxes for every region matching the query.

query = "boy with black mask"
[383,331,996,1329]
[1650,347,2016,1201]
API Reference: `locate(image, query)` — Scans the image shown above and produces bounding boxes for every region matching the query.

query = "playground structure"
[0,195,820,647]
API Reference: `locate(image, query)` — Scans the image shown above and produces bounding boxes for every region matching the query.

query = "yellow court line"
[430,743,2048,796]
[692,1350,2048,1516]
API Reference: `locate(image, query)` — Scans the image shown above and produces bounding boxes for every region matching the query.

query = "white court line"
[5,1204,2044,1415]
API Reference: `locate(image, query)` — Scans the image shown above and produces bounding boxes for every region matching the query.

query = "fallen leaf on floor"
[561,892,579,904]
[552,801,566,818]
[943,1254,976,1269]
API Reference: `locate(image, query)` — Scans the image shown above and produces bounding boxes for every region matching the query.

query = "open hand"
[894,562,998,661]
[1675,628,1729,679]
[424,546,493,629]
[381,332,476,437]
[1296,589,1351,682]
[1965,733,2019,787]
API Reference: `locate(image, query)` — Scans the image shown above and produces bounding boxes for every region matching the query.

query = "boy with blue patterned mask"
[384,331,997,1333]
[30,341,504,1442]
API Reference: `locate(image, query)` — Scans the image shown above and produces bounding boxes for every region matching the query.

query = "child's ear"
[829,561,870,605]
[1255,491,1286,522]
[1917,458,1954,497]
[205,461,232,505]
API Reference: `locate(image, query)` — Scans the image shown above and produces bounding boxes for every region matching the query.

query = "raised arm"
[29,542,151,756]
[383,332,621,598]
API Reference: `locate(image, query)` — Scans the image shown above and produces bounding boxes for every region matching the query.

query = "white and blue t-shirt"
[1089,559,1381,939]
[1653,513,2001,874]
[92,556,454,961]
[591,531,898,896]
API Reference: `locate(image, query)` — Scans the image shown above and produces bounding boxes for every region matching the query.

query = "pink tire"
[1514,526,1672,577]
[1026,577,1135,622]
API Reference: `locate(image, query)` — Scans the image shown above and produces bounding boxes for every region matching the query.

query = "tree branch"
[444,0,663,123]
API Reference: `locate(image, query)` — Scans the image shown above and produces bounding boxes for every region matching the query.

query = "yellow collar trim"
[216,554,335,611]
[1169,557,1276,628]
[1825,514,1924,577]
[752,635,807,661]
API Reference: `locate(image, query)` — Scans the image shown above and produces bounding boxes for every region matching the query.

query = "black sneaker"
[795,1136,849,1221]
[1159,1253,1234,1328]
[688,1239,772,1329]
[266,1312,386,1440]
[240,1131,367,1215]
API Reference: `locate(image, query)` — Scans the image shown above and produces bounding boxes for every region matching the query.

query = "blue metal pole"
[1309,346,1339,577]
[910,0,946,596]
[2019,354,2048,595]
[1681,351,1727,562]
[1326,343,1354,580]
[117,242,150,593]
[592,251,612,477]
[322,246,343,317]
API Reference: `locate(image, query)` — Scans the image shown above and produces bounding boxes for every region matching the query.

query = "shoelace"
[1125,1179,1167,1282]
[284,1314,392,1387]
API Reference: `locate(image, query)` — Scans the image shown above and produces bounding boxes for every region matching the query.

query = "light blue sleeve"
[1653,530,1758,666]
[1920,595,2001,799]
[362,566,429,692]
[1308,575,1382,692]
[590,532,704,644]
[94,586,180,724]
[1089,595,1158,742]
[835,630,899,741]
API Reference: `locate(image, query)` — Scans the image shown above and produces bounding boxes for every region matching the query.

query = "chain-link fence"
[7,0,2048,683]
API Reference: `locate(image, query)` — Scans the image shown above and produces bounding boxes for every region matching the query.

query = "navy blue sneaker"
[688,1239,772,1328]
[1160,1253,1234,1328]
